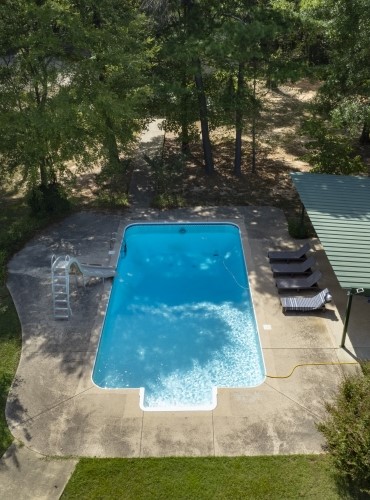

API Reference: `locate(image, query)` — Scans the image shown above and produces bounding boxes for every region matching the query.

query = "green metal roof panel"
[290,173,370,290]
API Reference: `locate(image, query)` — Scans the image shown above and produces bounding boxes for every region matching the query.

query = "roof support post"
[300,203,305,225]
[340,290,353,348]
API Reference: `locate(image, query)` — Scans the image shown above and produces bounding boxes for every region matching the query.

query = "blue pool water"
[92,223,265,410]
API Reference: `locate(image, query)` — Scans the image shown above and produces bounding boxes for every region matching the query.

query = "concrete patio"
[4,206,368,460]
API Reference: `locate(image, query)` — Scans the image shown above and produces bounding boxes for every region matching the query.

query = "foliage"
[0,0,154,203]
[313,0,370,142]
[72,1,155,170]
[0,198,63,287]
[95,193,130,209]
[27,183,71,216]
[144,150,185,209]
[318,363,370,494]
[302,120,366,175]
[0,0,90,189]
[287,218,310,239]
[144,0,301,174]
[331,99,370,140]
[62,455,344,499]
[144,0,215,171]
[152,193,185,210]
[0,252,6,285]
[95,158,132,208]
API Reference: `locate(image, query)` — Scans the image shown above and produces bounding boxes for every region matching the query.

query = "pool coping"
[5,206,367,458]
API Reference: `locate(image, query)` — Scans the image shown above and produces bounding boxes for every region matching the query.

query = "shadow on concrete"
[4,206,369,459]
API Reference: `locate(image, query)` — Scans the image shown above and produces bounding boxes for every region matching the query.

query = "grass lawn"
[62,455,349,499]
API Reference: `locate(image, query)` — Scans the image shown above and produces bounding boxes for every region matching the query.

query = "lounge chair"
[271,256,316,275]
[280,288,332,313]
[268,242,311,262]
[275,269,322,291]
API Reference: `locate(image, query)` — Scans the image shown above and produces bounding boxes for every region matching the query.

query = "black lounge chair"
[268,242,311,262]
[271,256,316,275]
[280,288,332,313]
[276,269,322,291]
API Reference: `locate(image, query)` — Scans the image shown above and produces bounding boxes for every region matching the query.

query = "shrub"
[144,151,185,206]
[0,215,60,285]
[95,158,132,205]
[96,192,130,209]
[302,120,366,175]
[288,218,309,239]
[317,363,370,494]
[27,183,70,215]
[0,251,6,285]
[152,193,185,210]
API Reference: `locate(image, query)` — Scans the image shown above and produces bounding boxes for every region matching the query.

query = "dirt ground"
[60,79,319,212]
[4,79,368,216]
[161,80,369,217]
[156,80,319,215]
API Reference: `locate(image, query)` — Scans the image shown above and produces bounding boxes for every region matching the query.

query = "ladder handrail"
[51,254,71,320]
[51,254,116,320]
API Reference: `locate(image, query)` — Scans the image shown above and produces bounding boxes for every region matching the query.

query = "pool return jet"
[51,254,116,319]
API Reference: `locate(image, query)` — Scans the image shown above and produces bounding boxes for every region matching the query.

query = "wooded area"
[0,0,369,213]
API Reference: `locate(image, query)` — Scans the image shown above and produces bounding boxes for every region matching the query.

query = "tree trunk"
[251,62,257,174]
[180,1,191,155]
[180,71,191,155]
[359,122,370,145]
[39,157,48,188]
[234,62,245,176]
[194,58,214,175]
[104,115,120,169]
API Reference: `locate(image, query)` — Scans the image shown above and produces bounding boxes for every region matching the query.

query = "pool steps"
[51,255,116,320]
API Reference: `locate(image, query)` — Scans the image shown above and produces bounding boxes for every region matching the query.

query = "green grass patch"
[62,455,347,499]
[0,287,21,456]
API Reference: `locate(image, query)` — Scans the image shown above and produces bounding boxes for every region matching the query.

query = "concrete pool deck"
[4,206,369,459]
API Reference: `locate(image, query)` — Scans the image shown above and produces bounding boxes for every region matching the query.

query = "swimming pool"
[92,223,265,411]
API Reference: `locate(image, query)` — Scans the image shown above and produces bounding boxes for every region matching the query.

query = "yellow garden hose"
[266,361,358,379]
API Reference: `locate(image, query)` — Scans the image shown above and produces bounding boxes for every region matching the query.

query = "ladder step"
[52,256,71,320]
[56,263,68,269]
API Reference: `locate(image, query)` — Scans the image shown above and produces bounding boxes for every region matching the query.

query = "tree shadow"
[332,472,370,500]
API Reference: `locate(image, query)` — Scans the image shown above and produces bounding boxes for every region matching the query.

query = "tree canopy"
[0,0,368,212]
[0,0,153,209]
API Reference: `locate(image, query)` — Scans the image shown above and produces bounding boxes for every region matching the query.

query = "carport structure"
[291,173,370,347]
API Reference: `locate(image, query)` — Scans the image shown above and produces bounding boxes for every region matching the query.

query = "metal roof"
[290,173,370,290]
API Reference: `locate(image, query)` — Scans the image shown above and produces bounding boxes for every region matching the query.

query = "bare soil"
[4,79,369,216]
[157,80,320,217]
[61,79,320,213]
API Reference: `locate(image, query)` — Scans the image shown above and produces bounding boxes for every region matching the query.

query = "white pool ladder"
[51,255,72,319]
